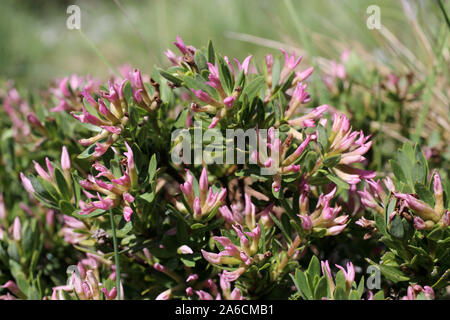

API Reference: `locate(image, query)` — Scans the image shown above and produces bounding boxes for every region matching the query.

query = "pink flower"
[191,89,214,104]
[124,141,135,170]
[156,288,172,300]
[186,274,199,283]
[32,160,52,182]
[206,63,222,90]
[223,96,236,109]
[195,290,214,300]
[233,55,253,75]
[177,245,194,255]
[2,281,20,296]
[394,193,439,222]
[335,262,355,289]
[281,48,302,70]
[20,173,35,193]
[295,67,314,83]
[12,217,21,241]
[123,206,133,222]
[174,35,188,55]
[164,49,181,65]
[61,146,71,171]
[101,287,117,300]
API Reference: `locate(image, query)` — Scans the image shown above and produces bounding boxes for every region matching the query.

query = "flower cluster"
[252,128,313,191]
[324,113,375,185]
[1,35,448,302]
[51,256,118,300]
[50,75,100,112]
[401,284,434,300]
[178,167,227,220]
[395,171,448,229]
[78,142,136,221]
[20,146,72,196]
[298,185,348,236]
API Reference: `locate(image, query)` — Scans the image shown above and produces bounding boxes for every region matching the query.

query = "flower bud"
[12,217,21,241]
[61,146,71,171]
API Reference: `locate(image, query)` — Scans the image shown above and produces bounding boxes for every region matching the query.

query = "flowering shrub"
[0,37,448,300]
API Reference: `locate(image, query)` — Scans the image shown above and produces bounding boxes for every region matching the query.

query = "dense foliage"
[0,36,448,300]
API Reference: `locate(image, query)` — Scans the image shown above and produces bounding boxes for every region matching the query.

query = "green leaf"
[269,213,291,244]
[314,276,328,299]
[217,55,233,94]
[378,264,410,283]
[317,125,328,152]
[333,286,347,300]
[307,255,321,278]
[192,218,224,234]
[55,168,70,200]
[241,76,265,102]
[326,171,350,190]
[374,212,388,236]
[207,40,215,64]
[73,208,106,219]
[390,160,406,182]
[59,200,75,215]
[180,257,196,267]
[77,143,97,159]
[194,50,208,72]
[427,227,445,241]
[414,183,434,207]
[148,154,157,182]
[139,192,155,204]
[335,270,346,291]
[190,223,205,229]
[158,68,183,86]
[373,290,385,300]
[323,154,341,168]
[356,276,365,299]
[304,151,318,173]
[389,215,404,239]
[293,270,313,300]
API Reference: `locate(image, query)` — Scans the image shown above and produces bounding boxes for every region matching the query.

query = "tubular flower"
[71,79,133,158]
[220,195,275,231]
[326,113,375,185]
[393,171,448,229]
[128,69,161,112]
[298,185,348,236]
[2,85,32,140]
[394,194,443,227]
[252,127,313,192]
[287,104,329,128]
[61,215,90,245]
[280,49,302,83]
[401,285,434,300]
[357,177,394,216]
[195,270,245,300]
[165,35,196,68]
[284,82,311,119]
[49,75,101,112]
[335,262,355,292]
[219,193,260,229]
[78,142,136,222]
[22,146,72,197]
[189,59,243,128]
[201,222,263,268]
[51,264,117,300]
[179,167,226,220]
[323,49,350,92]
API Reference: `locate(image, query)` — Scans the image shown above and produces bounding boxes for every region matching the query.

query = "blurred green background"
[1,0,447,88]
